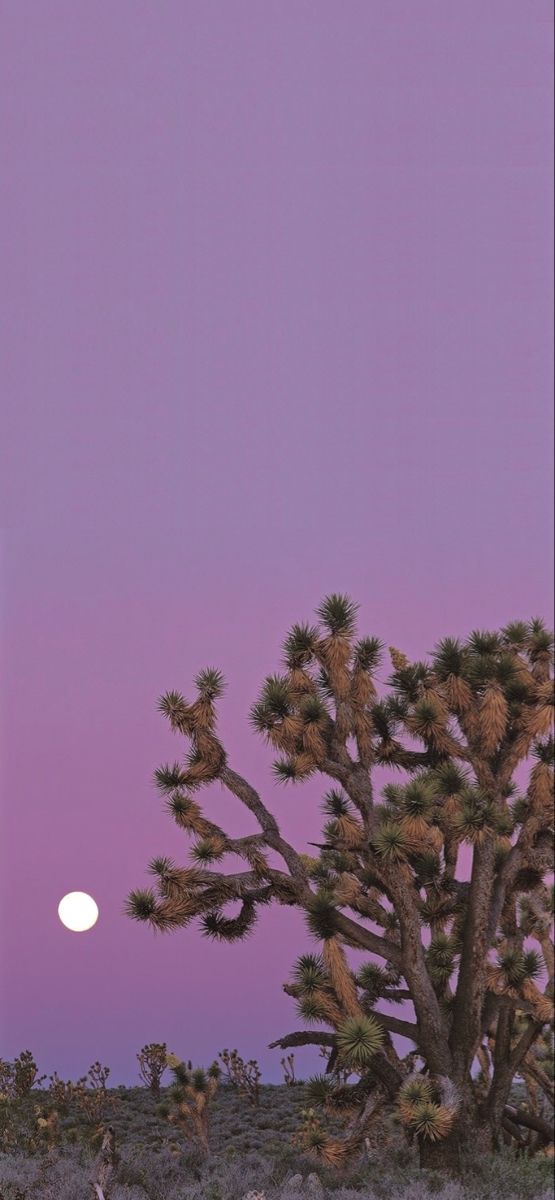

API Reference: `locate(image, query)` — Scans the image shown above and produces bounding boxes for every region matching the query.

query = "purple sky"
[1,1,553,1085]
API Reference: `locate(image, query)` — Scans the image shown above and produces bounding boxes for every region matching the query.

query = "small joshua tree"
[128,596,554,1172]
[0,1052,46,1154]
[46,1073,75,1114]
[219,1048,261,1106]
[137,1043,168,1094]
[87,1062,110,1092]
[281,1052,296,1086]
[160,1055,220,1154]
[0,1051,44,1100]
[75,1063,113,1124]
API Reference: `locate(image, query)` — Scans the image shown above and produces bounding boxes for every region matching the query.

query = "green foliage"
[432,637,466,679]
[373,820,411,862]
[321,789,350,817]
[305,895,339,940]
[336,1016,384,1067]
[451,789,493,842]
[154,763,189,793]
[316,593,359,636]
[427,934,457,986]
[300,694,328,724]
[353,636,383,671]
[282,622,319,667]
[401,777,437,819]
[158,690,187,718]
[497,948,543,986]
[272,757,305,783]
[533,735,554,765]
[125,888,158,922]
[390,661,431,701]
[502,621,531,648]
[292,953,327,993]
[304,1074,334,1106]
[356,962,391,1001]
[432,761,469,795]
[148,855,175,878]
[191,839,226,863]
[467,630,502,657]
[194,668,225,699]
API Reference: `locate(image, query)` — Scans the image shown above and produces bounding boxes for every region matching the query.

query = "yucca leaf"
[373,821,412,862]
[316,594,358,637]
[305,1074,335,1106]
[125,889,158,922]
[154,763,189,794]
[305,894,339,941]
[336,1016,383,1067]
[282,623,319,667]
[432,637,465,680]
[467,630,501,656]
[292,953,327,993]
[353,637,383,672]
[194,667,225,700]
[321,789,350,818]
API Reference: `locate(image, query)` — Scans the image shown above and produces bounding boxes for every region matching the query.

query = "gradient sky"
[1,1,553,1085]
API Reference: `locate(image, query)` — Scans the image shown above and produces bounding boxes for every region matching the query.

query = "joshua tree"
[218,1048,261,1106]
[127,596,554,1172]
[0,1051,44,1099]
[281,1052,296,1086]
[137,1043,168,1094]
[160,1056,220,1155]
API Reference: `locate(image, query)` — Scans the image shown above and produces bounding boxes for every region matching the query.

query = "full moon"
[58,892,99,932]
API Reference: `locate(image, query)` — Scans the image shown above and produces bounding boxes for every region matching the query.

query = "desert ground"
[0,1080,553,1200]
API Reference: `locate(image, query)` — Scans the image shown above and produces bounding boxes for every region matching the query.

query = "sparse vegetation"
[0,1075,553,1199]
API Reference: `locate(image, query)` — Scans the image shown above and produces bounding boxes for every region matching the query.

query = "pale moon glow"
[58,891,99,932]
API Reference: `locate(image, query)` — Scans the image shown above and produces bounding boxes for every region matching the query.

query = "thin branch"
[221,766,308,883]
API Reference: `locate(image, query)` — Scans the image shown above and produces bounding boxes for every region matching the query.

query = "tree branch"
[504,1105,553,1140]
[334,910,403,968]
[372,1011,418,1042]
[221,766,308,883]
[269,1031,335,1051]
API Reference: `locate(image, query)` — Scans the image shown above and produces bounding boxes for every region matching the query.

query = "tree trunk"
[419,1111,492,1173]
[419,1130,463,1173]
